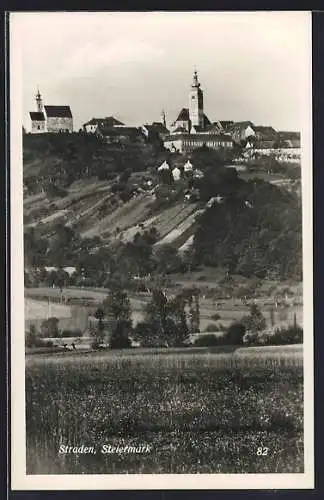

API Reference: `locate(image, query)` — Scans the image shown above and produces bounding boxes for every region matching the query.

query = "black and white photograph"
[10,11,313,489]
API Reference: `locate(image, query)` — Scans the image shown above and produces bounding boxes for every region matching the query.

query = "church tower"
[35,88,43,112]
[189,70,204,129]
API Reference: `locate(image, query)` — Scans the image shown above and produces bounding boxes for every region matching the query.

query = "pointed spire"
[35,87,43,112]
[192,68,200,88]
[161,109,166,128]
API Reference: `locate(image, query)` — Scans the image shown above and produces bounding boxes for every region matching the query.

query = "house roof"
[173,126,188,134]
[254,125,277,136]
[30,111,45,121]
[165,133,234,143]
[219,120,234,130]
[44,105,73,118]
[191,125,205,133]
[145,122,169,134]
[277,131,301,141]
[204,123,223,133]
[229,121,255,132]
[158,161,170,170]
[280,139,300,148]
[98,125,139,137]
[253,140,276,149]
[84,116,125,127]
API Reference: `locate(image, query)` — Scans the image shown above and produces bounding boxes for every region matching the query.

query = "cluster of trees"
[24,223,190,288]
[192,175,302,280]
[194,304,302,347]
[23,132,165,194]
[88,286,201,349]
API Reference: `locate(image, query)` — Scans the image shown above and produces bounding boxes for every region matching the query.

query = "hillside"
[23,135,302,284]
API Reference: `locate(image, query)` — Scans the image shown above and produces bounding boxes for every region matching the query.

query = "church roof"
[203,114,211,126]
[30,111,45,121]
[176,108,190,121]
[44,105,72,118]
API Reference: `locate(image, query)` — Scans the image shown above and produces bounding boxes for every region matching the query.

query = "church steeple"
[189,69,204,128]
[35,87,43,112]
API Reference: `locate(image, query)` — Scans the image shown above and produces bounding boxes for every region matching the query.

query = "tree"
[242,304,267,334]
[40,317,60,338]
[183,287,200,333]
[133,321,157,347]
[153,244,182,274]
[103,287,133,349]
[225,322,246,345]
[144,289,168,345]
[144,288,192,347]
[110,320,132,349]
[103,287,132,323]
[91,307,106,346]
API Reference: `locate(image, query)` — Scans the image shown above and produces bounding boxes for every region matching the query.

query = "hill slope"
[23,135,302,282]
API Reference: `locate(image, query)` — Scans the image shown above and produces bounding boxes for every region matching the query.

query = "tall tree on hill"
[183,287,200,334]
[103,287,133,349]
[144,289,168,345]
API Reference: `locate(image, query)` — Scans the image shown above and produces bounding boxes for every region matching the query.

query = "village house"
[245,135,301,163]
[83,116,125,133]
[96,125,143,144]
[29,89,73,133]
[141,121,170,142]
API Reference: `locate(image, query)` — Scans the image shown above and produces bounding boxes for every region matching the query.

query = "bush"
[210,313,221,321]
[264,325,303,345]
[244,324,303,346]
[61,329,83,338]
[225,322,246,345]
[204,323,218,332]
[194,334,221,347]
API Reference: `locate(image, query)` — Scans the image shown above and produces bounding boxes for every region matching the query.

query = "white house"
[184,160,194,172]
[172,167,181,181]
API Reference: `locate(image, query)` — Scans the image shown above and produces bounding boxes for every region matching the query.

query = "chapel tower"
[188,70,204,128]
[35,88,43,112]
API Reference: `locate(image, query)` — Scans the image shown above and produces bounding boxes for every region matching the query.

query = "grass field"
[26,347,303,474]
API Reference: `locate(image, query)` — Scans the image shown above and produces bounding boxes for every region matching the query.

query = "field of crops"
[26,348,303,474]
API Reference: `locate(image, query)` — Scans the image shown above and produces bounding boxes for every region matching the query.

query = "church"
[29,89,73,134]
[164,71,233,154]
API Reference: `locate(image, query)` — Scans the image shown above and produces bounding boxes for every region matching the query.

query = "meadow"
[26,347,303,474]
[25,284,303,333]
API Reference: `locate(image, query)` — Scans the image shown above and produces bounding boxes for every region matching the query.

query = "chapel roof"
[29,111,45,121]
[44,105,73,118]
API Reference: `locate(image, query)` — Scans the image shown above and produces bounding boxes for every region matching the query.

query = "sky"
[11,11,311,132]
